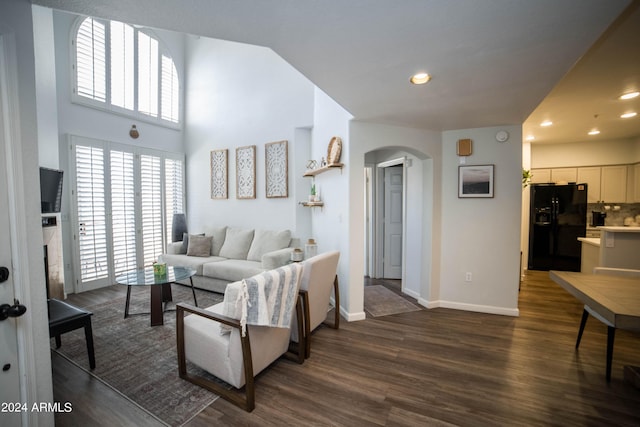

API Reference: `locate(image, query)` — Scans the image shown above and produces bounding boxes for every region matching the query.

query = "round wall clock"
[495,130,509,142]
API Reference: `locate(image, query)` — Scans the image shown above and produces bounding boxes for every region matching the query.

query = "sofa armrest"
[166,241,184,255]
[262,247,294,270]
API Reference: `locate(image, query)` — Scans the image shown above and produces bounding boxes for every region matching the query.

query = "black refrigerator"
[528,183,588,272]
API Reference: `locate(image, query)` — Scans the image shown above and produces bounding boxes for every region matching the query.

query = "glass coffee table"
[115,266,197,326]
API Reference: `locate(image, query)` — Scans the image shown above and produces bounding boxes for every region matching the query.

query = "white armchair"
[291,251,340,358]
[176,263,305,411]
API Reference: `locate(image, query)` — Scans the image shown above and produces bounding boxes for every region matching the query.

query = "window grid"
[74,16,180,125]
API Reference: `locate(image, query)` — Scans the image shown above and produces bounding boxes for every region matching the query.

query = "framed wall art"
[236,145,256,199]
[459,165,494,198]
[210,149,228,199]
[265,140,288,198]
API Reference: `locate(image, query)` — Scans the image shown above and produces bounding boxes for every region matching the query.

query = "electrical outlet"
[465,272,472,282]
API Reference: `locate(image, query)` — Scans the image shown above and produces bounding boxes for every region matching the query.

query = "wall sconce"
[129,124,139,139]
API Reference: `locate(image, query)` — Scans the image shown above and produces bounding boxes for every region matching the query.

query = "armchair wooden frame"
[176,295,306,412]
[298,274,340,359]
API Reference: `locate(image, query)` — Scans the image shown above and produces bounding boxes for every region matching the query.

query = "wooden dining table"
[549,270,640,382]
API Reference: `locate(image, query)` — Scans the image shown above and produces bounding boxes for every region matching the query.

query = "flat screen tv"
[40,167,63,214]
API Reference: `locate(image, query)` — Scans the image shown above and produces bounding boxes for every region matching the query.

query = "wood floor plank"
[53,271,640,426]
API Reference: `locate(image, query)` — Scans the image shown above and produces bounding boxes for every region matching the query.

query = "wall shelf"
[303,163,344,177]
[299,201,324,209]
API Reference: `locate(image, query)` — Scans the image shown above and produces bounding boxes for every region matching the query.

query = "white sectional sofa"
[159,226,297,293]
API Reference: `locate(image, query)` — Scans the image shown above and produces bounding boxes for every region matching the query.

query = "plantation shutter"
[76,17,106,102]
[75,145,109,282]
[164,158,185,242]
[137,32,159,118]
[109,21,135,111]
[161,55,179,123]
[110,150,137,275]
[71,137,183,290]
[140,155,164,266]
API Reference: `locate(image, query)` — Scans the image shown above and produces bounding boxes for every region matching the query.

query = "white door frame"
[0,33,46,426]
[372,157,407,286]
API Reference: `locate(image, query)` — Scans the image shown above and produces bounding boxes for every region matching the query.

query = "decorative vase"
[305,239,317,259]
[171,213,188,242]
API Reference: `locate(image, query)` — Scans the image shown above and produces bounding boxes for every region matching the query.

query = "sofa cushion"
[187,235,213,257]
[159,254,226,275]
[246,229,291,262]
[219,228,254,260]
[180,232,204,254]
[203,226,227,256]
[202,259,264,283]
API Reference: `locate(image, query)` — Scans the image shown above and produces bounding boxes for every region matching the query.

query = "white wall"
[349,121,441,320]
[532,137,638,167]
[33,6,60,169]
[2,0,54,424]
[440,126,522,315]
[183,36,315,235]
[309,88,353,315]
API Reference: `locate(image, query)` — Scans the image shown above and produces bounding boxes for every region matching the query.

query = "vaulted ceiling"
[33,0,638,144]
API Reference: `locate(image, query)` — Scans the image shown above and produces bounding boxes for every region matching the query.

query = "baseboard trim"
[417,298,519,317]
[342,306,366,322]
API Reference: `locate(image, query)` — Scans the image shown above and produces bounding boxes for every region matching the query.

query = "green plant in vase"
[309,183,317,202]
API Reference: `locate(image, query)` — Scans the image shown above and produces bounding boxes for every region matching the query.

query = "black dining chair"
[48,298,96,369]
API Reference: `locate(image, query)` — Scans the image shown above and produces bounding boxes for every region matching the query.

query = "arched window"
[73,16,180,125]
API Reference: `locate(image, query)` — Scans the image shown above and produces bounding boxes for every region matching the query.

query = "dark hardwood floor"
[53,272,640,426]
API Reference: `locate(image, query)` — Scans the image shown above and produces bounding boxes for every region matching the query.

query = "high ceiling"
[32,0,638,144]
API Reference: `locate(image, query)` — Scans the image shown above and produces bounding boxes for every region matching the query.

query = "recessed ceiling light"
[540,120,553,127]
[588,129,600,136]
[526,135,535,141]
[621,112,637,119]
[410,72,431,85]
[619,91,639,100]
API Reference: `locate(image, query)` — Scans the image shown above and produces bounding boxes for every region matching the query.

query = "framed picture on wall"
[265,140,288,198]
[210,149,228,199]
[459,165,494,198]
[236,145,256,199]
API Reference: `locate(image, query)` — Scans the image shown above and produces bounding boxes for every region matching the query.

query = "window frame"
[69,135,186,292]
[71,16,182,129]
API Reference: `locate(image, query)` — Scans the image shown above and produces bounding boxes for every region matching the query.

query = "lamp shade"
[171,213,188,242]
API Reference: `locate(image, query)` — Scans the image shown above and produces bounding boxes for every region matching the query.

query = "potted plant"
[309,183,317,202]
[522,169,532,188]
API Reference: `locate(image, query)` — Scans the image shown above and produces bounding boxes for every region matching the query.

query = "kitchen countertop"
[578,237,600,247]
[600,226,640,233]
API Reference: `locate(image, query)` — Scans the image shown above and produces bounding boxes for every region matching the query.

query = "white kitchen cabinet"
[551,168,577,183]
[600,165,627,203]
[633,163,640,202]
[530,168,551,184]
[577,167,601,203]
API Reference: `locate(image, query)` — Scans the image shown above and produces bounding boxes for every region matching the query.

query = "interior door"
[0,47,23,425]
[383,166,403,279]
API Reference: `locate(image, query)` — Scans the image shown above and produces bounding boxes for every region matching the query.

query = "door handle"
[0,299,27,321]
[0,266,9,283]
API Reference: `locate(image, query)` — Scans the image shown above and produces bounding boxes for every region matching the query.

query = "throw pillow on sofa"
[187,234,213,257]
[180,232,204,254]
[219,228,254,260]
[247,229,292,262]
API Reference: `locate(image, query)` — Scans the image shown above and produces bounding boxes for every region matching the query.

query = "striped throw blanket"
[221,263,302,336]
